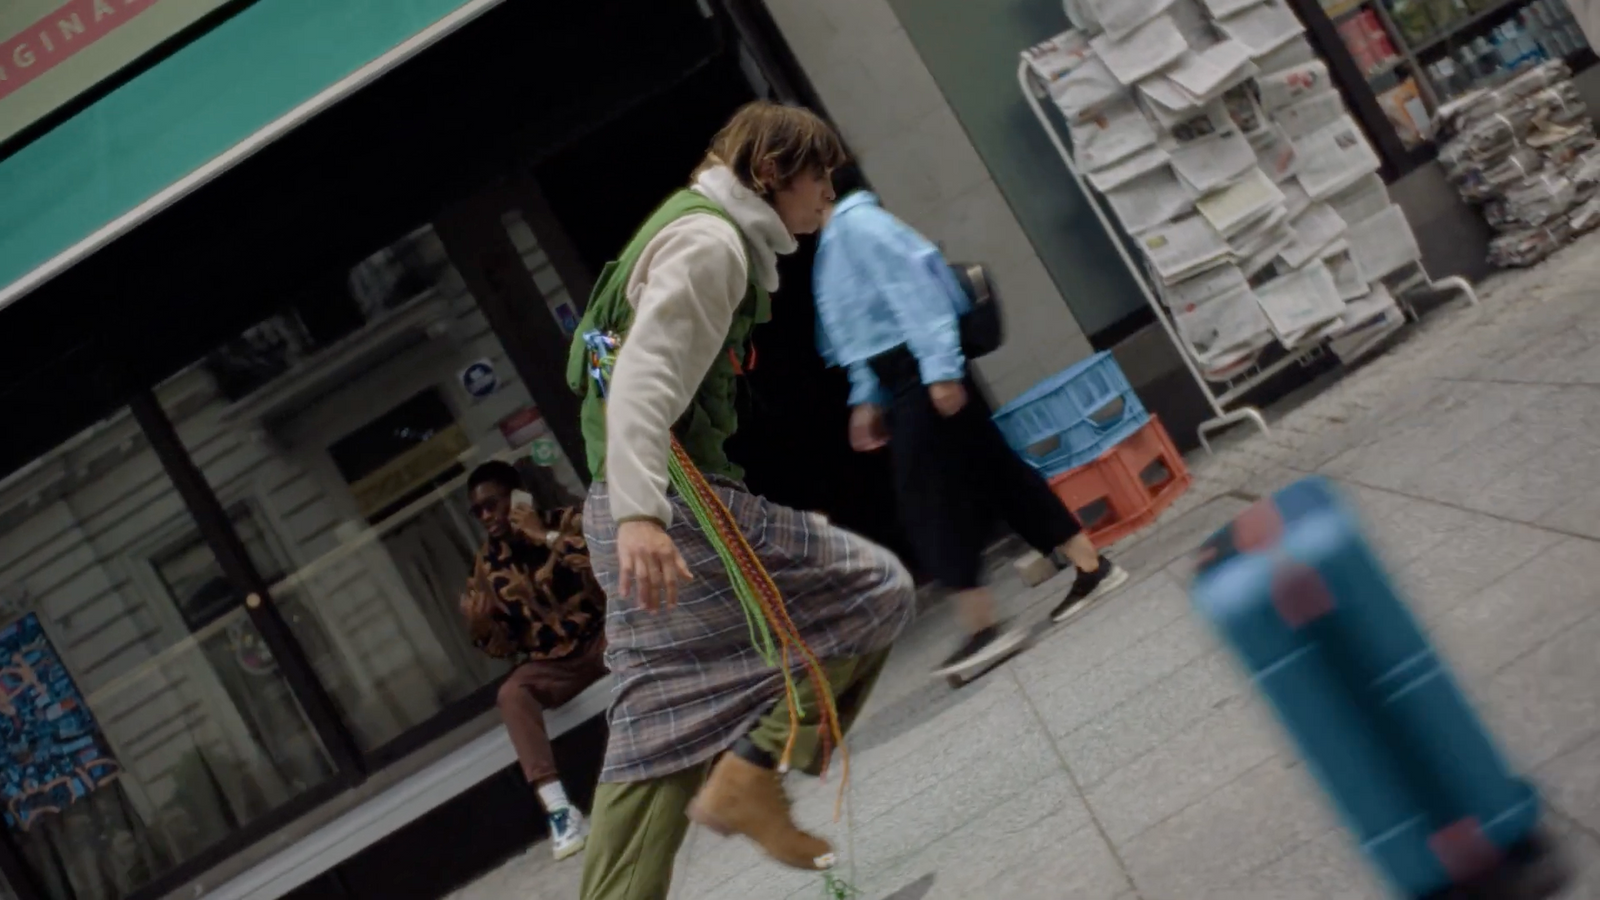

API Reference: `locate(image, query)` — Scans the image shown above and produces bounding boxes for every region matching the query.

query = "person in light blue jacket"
[814,165,1126,682]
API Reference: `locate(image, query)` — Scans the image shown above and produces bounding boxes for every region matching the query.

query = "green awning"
[0,0,501,311]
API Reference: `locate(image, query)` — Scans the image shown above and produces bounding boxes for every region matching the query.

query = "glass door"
[145,505,339,794]
[0,402,338,900]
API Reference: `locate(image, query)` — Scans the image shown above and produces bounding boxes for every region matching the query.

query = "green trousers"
[578,650,889,900]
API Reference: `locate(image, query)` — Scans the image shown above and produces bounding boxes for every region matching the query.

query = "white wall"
[763,0,1094,403]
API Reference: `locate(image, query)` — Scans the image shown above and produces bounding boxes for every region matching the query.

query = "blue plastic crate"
[992,352,1150,477]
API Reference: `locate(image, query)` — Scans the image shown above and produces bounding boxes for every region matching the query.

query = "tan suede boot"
[686,752,836,870]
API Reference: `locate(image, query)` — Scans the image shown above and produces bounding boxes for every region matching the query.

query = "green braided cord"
[666,450,778,664]
[666,449,806,716]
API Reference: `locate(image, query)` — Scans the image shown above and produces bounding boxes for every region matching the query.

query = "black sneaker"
[930,623,1028,679]
[1050,556,1129,624]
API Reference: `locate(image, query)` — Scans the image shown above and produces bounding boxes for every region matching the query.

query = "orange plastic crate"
[1047,415,1192,546]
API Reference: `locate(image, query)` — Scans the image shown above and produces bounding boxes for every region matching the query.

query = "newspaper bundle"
[1029,1,1425,380]
[1167,264,1275,367]
[1436,60,1599,268]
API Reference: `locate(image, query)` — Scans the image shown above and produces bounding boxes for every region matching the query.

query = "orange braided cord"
[668,439,851,814]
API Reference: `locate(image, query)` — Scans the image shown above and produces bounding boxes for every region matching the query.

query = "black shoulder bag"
[949,262,1004,358]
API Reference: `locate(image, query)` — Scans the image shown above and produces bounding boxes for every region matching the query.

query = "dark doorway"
[535,54,911,562]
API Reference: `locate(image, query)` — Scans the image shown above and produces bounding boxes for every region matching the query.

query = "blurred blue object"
[1189,477,1564,899]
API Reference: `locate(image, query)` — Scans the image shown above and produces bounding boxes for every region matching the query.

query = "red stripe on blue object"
[1429,818,1502,883]
[1234,499,1285,552]
[1269,561,1336,628]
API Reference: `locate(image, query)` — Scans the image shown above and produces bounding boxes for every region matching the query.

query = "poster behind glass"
[0,614,120,833]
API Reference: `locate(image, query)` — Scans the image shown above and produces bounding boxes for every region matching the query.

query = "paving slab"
[1120,755,1335,898]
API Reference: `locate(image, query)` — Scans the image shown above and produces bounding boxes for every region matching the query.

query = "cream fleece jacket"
[604,165,796,526]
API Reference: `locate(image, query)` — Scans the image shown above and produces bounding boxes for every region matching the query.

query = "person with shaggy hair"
[567,103,917,900]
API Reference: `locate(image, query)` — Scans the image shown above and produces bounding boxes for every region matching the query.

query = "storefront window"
[0,410,334,900]
[157,223,586,756]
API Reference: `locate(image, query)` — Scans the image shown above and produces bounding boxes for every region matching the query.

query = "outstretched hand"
[616,519,693,611]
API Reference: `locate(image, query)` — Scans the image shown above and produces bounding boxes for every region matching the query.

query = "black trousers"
[869,346,1082,590]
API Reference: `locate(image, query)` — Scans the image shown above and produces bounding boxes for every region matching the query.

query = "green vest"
[565,189,771,484]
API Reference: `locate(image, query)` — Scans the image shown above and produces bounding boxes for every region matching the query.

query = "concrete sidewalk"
[454,239,1600,899]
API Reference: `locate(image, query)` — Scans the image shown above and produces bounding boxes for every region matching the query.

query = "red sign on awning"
[0,0,159,102]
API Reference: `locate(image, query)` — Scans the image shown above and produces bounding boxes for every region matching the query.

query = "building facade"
[0,2,1169,899]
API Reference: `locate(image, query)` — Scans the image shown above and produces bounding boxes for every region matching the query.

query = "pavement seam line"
[1106,753,1345,891]
[1387,524,1566,615]
[1545,801,1600,846]
[1007,666,1146,899]
[1319,473,1600,545]
[1436,374,1600,390]
[1458,565,1600,683]
[1023,614,1206,740]
[1114,751,1279,847]
[1223,824,1348,890]
[1060,652,1241,792]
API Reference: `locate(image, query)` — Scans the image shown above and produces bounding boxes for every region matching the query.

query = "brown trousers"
[498,637,609,784]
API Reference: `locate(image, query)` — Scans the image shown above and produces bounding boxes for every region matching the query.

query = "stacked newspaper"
[1435,61,1598,268]
[1027,0,1423,373]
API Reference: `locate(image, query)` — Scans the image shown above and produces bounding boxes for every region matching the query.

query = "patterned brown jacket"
[461,506,606,660]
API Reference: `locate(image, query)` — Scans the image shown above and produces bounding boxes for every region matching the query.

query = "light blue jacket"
[813,192,970,407]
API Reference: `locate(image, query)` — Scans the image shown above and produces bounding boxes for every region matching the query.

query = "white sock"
[538,781,572,815]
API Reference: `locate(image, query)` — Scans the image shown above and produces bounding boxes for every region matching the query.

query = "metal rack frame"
[1017,58,1479,453]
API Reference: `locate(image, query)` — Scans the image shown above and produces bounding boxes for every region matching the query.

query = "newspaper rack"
[1017,59,1479,453]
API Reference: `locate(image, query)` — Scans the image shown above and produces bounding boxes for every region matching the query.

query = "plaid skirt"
[583,479,916,783]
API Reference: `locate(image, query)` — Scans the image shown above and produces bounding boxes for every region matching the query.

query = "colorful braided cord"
[585,330,850,812]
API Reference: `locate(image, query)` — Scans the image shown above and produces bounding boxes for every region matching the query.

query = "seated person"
[459,461,607,861]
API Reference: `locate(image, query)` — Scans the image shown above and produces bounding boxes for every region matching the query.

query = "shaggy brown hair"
[697,101,848,196]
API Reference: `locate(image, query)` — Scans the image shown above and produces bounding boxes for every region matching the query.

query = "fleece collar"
[691,165,796,292]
